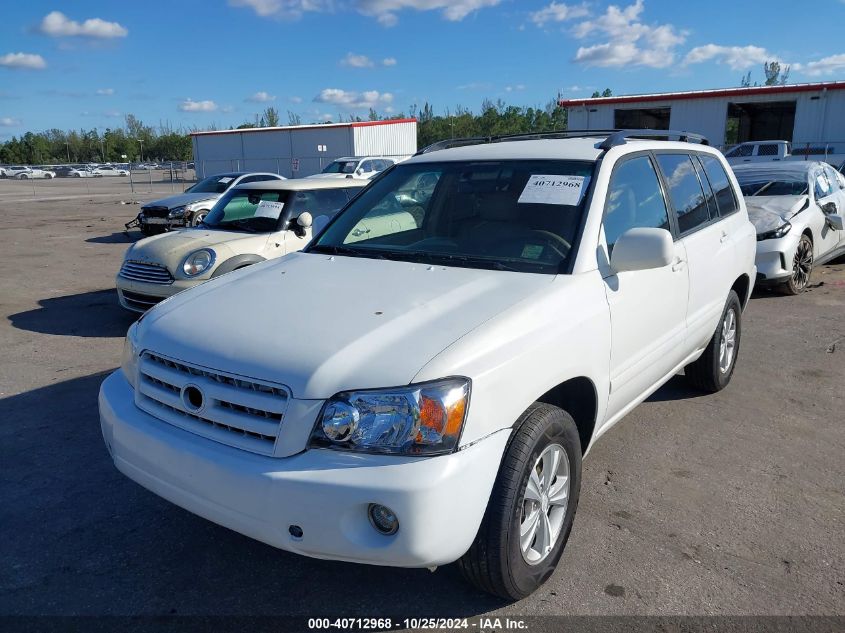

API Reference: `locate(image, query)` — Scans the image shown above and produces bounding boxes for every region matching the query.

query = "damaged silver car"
[733,161,845,294]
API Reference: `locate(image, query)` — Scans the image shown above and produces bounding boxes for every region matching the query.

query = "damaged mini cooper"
[100,130,756,599]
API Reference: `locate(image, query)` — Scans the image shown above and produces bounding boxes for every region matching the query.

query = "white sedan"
[93,166,129,177]
[734,161,845,294]
[12,167,56,179]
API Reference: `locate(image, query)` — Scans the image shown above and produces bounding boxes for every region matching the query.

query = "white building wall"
[352,121,417,158]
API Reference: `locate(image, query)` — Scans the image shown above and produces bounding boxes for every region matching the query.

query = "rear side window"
[726,144,753,158]
[757,144,779,157]
[692,157,717,219]
[603,155,671,253]
[699,155,738,216]
[656,154,711,234]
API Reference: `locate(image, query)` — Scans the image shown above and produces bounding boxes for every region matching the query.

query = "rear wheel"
[780,234,813,295]
[685,290,742,392]
[458,403,581,600]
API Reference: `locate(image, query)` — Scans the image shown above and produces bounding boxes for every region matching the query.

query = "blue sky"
[2,0,845,137]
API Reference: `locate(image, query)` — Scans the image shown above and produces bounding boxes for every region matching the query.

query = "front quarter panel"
[413,271,611,449]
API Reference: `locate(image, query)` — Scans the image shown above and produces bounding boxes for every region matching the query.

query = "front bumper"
[99,371,508,568]
[115,275,203,312]
[754,231,800,284]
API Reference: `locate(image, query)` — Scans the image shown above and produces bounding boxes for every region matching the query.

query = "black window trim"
[698,153,740,219]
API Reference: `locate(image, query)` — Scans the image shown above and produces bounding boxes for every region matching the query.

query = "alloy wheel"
[719,308,737,374]
[792,238,813,291]
[519,443,570,565]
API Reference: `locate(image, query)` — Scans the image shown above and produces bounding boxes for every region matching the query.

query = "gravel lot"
[1,178,843,621]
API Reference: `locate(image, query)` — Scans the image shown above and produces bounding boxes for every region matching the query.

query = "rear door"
[602,153,690,421]
[813,165,845,256]
[655,152,737,352]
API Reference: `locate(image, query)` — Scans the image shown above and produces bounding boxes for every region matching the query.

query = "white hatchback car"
[100,130,756,599]
[307,156,396,180]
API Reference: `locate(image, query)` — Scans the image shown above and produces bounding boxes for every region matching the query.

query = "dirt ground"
[0,178,843,622]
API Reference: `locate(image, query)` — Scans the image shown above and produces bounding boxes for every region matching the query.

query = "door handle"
[720,231,729,244]
[671,257,687,272]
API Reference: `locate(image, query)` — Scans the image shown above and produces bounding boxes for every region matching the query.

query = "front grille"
[141,206,170,219]
[136,352,290,455]
[121,290,165,312]
[119,261,174,285]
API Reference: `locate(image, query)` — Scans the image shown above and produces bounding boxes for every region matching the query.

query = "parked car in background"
[100,130,756,599]
[308,156,396,180]
[11,167,55,179]
[724,140,792,164]
[733,161,845,294]
[127,172,286,235]
[93,165,129,177]
[54,165,94,178]
[4,166,33,178]
[115,179,366,312]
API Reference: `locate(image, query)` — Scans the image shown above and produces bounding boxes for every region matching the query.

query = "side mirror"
[822,201,838,215]
[610,227,674,273]
[296,212,313,229]
[356,168,364,176]
[827,214,845,231]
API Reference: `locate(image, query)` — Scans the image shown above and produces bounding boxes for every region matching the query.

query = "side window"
[757,144,779,157]
[699,155,738,216]
[726,144,753,158]
[814,169,833,199]
[360,160,374,173]
[656,153,711,234]
[603,155,671,253]
[823,165,842,191]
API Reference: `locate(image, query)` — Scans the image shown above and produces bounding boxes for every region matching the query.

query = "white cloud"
[341,52,374,68]
[572,0,685,68]
[457,81,493,91]
[0,116,21,126]
[382,57,397,66]
[230,0,500,25]
[39,11,128,38]
[178,99,219,112]
[289,96,303,103]
[683,44,771,71]
[246,91,276,102]
[530,2,589,27]
[222,105,236,113]
[314,88,394,109]
[96,88,115,96]
[505,84,526,92]
[798,53,845,77]
[0,52,47,70]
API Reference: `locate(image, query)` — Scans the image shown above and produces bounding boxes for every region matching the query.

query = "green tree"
[764,61,790,86]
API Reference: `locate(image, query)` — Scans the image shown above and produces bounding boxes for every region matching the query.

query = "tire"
[17,174,28,180]
[779,234,813,295]
[684,290,742,393]
[189,210,208,227]
[458,403,582,600]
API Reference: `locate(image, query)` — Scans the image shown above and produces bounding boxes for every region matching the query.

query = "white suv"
[99,130,756,599]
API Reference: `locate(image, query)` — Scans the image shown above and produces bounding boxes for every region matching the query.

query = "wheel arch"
[731,273,751,309]
[211,253,266,278]
[530,376,598,454]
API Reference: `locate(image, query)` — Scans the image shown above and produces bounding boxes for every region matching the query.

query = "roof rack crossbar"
[415,129,710,156]
[597,129,710,150]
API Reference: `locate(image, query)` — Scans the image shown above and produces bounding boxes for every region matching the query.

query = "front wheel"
[780,234,813,295]
[189,210,208,227]
[458,403,581,600]
[685,290,742,392]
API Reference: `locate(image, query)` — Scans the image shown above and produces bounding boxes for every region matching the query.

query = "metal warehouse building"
[191,119,417,179]
[561,81,845,153]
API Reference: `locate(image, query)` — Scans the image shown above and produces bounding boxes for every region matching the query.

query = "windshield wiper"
[309,244,369,257]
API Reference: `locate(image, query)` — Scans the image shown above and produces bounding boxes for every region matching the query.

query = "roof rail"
[596,129,710,150]
[414,128,710,156]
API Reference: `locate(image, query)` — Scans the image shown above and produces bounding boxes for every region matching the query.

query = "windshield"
[203,190,288,232]
[309,160,594,274]
[322,160,358,174]
[186,174,238,194]
[735,170,809,197]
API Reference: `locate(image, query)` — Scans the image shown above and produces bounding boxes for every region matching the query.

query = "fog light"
[368,504,399,535]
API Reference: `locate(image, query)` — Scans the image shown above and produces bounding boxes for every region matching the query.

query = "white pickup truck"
[724,140,792,164]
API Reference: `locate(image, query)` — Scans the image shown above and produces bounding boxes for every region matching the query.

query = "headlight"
[757,222,791,241]
[120,323,140,389]
[168,205,187,218]
[182,249,215,276]
[310,378,470,455]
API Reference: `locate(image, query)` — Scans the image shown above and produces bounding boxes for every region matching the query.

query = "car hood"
[141,192,219,209]
[306,173,362,180]
[745,196,808,233]
[137,252,554,399]
[126,229,269,271]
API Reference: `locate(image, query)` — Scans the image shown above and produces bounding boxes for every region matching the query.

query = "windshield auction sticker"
[519,175,586,206]
[254,200,285,219]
